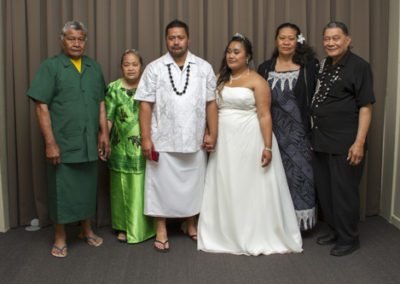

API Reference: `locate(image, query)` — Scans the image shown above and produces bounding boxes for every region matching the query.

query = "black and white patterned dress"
[268,70,316,230]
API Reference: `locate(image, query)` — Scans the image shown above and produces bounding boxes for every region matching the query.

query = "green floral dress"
[105,78,155,243]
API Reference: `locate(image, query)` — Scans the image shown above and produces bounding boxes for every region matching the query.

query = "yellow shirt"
[70,58,82,73]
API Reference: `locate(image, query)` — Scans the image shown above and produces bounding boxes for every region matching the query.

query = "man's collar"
[60,53,91,67]
[327,49,351,67]
[163,51,195,67]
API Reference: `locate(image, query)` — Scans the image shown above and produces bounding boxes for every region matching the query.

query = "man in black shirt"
[311,21,375,256]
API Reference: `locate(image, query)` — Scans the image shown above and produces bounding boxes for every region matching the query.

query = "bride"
[198,33,303,255]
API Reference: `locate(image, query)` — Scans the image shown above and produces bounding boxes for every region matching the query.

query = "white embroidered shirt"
[135,52,216,152]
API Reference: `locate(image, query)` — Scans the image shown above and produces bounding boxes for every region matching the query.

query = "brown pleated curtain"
[3,0,389,227]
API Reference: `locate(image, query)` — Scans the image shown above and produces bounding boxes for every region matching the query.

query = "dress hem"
[197,247,303,256]
[296,207,316,230]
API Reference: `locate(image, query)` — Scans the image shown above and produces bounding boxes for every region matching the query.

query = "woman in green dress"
[105,49,155,243]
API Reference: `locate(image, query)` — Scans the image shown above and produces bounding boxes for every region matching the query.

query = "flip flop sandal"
[51,245,68,258]
[154,239,169,252]
[188,234,197,241]
[181,223,197,241]
[78,234,103,247]
[117,233,127,243]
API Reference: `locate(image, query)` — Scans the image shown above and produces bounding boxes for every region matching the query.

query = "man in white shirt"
[135,19,218,252]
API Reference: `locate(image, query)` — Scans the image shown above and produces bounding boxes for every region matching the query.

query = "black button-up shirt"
[311,51,375,154]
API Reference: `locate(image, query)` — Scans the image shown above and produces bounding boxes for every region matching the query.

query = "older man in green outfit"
[27,21,110,257]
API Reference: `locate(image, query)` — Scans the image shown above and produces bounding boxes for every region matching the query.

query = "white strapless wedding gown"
[198,86,303,255]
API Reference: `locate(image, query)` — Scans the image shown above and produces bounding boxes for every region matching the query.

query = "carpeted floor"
[0,216,399,284]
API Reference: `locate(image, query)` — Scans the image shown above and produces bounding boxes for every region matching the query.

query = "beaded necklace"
[167,63,190,96]
[312,59,343,107]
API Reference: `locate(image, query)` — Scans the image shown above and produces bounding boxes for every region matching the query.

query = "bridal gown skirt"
[197,86,303,256]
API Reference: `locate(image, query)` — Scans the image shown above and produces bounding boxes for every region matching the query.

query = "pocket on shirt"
[59,130,83,152]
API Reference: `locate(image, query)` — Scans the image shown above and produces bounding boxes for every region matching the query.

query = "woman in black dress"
[258,23,318,230]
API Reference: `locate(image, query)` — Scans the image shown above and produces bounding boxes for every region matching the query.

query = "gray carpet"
[0,216,399,284]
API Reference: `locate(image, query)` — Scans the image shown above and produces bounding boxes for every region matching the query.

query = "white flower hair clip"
[297,33,306,44]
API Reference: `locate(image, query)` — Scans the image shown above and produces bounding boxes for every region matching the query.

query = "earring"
[246,58,249,65]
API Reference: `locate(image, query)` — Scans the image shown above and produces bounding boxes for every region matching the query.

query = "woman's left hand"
[261,149,272,167]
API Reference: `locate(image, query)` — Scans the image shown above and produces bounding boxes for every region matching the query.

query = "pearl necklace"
[168,64,190,96]
[229,68,249,84]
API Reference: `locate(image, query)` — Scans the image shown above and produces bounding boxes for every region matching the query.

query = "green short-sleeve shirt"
[105,79,145,173]
[27,53,106,163]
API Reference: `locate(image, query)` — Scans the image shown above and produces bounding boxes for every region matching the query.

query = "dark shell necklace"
[167,63,190,96]
[312,59,343,107]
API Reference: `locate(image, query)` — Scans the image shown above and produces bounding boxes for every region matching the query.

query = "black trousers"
[313,151,364,245]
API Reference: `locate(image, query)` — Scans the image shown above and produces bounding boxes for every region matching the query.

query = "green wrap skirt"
[46,161,98,224]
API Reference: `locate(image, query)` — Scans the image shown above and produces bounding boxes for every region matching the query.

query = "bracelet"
[264,146,272,152]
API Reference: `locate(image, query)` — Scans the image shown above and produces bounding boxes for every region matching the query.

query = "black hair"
[216,33,253,92]
[165,19,189,37]
[323,21,349,36]
[271,22,315,66]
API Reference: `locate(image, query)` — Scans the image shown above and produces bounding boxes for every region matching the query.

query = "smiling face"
[323,27,351,64]
[166,27,189,59]
[121,53,142,83]
[61,28,86,59]
[276,27,298,57]
[225,40,248,71]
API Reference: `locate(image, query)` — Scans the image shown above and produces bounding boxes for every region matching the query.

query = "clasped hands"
[202,133,216,152]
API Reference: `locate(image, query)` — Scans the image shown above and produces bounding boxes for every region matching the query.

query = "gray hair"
[60,21,87,40]
[121,49,144,67]
[323,21,349,36]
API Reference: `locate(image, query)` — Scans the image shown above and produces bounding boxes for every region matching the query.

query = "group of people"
[27,18,374,258]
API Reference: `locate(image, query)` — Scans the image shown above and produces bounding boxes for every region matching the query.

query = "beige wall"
[381,0,400,230]
[0,0,10,232]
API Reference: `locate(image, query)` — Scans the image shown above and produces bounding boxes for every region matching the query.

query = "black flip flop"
[154,239,170,252]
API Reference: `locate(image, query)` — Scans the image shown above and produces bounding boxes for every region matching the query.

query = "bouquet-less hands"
[261,148,272,167]
[46,142,61,165]
[98,131,111,161]
[141,137,154,160]
[347,142,364,166]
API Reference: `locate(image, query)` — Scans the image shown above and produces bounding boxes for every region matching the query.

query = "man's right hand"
[46,142,61,165]
[141,137,154,160]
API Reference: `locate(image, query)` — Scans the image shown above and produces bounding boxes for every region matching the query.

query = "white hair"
[60,21,87,40]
